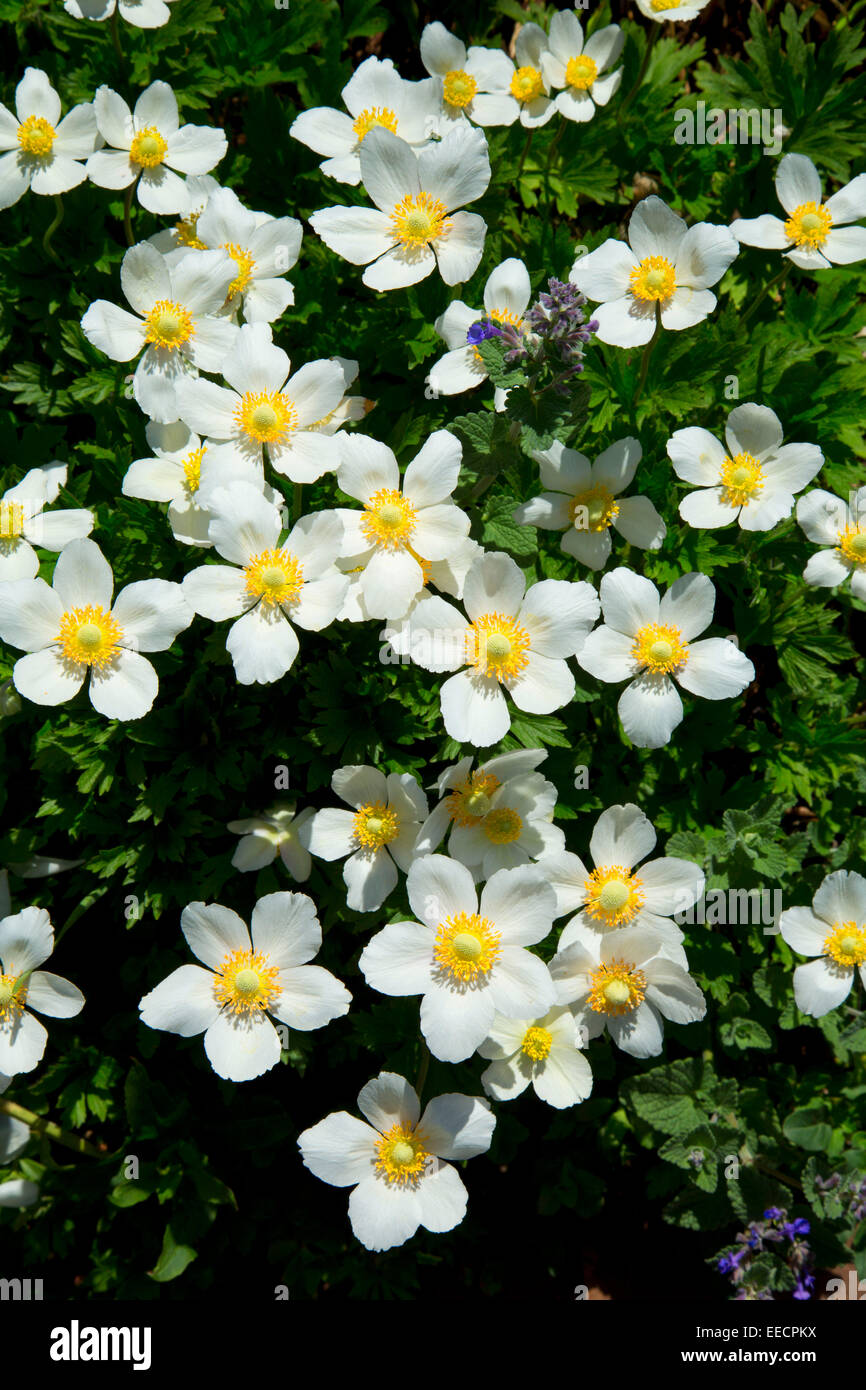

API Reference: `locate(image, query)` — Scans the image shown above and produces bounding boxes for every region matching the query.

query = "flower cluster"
[716,1208,815,1301]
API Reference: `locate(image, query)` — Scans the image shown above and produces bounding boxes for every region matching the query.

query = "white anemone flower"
[0,1074,31,1163]
[0,537,192,720]
[779,870,866,1017]
[539,803,703,956]
[515,436,665,570]
[503,23,557,129]
[551,920,706,1059]
[731,153,866,271]
[0,68,99,210]
[148,173,221,253]
[541,12,624,123]
[122,420,272,548]
[796,486,866,599]
[0,1179,39,1207]
[0,907,84,1077]
[636,0,711,20]
[668,403,823,531]
[227,805,315,881]
[305,765,427,914]
[394,550,600,746]
[298,1071,495,1252]
[570,194,738,347]
[420,22,518,129]
[339,536,482,623]
[182,482,348,686]
[359,857,557,1062]
[479,1005,593,1108]
[416,750,564,879]
[138,892,351,1082]
[309,124,489,291]
[86,81,227,214]
[577,568,755,748]
[289,55,438,187]
[0,463,93,579]
[80,241,238,424]
[64,0,178,28]
[175,321,347,483]
[334,430,471,620]
[427,257,530,401]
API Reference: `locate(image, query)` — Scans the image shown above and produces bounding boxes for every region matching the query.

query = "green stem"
[122,177,139,247]
[631,307,661,413]
[42,195,64,265]
[740,265,788,328]
[414,1041,431,1101]
[516,128,533,182]
[111,8,125,67]
[620,23,659,117]
[0,1100,104,1158]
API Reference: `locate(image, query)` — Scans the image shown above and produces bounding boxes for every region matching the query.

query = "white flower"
[0,537,192,720]
[0,907,84,1076]
[427,257,530,400]
[64,0,178,28]
[577,568,755,748]
[289,55,438,187]
[479,1005,592,1108]
[175,321,347,483]
[420,22,518,129]
[297,1071,494,1252]
[0,68,99,210]
[398,550,600,746]
[416,749,565,879]
[503,23,557,129]
[731,152,866,271]
[148,173,221,252]
[138,892,351,1082]
[122,420,272,547]
[305,765,427,913]
[309,124,489,291]
[551,921,706,1058]
[541,11,623,123]
[80,241,238,424]
[182,482,348,686]
[669,403,824,531]
[334,430,470,620]
[0,1178,39,1208]
[779,870,866,1017]
[570,194,738,347]
[0,1074,31,1164]
[515,436,665,570]
[360,857,556,1062]
[87,81,226,214]
[0,463,93,579]
[540,803,703,956]
[227,805,315,881]
[635,0,710,20]
[165,186,303,324]
[796,486,866,599]
[341,536,482,623]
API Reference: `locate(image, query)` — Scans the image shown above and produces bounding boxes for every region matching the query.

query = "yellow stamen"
[631,621,688,675]
[465,612,531,682]
[482,806,522,845]
[214,948,280,1015]
[584,865,645,927]
[571,484,619,533]
[223,242,256,298]
[129,125,167,168]
[352,107,399,142]
[588,958,646,1015]
[352,801,399,851]
[511,66,544,103]
[823,921,866,968]
[0,501,25,539]
[719,451,764,509]
[182,445,205,494]
[433,910,501,983]
[837,526,866,567]
[784,201,833,250]
[359,488,417,549]
[0,972,27,1021]
[390,192,452,248]
[651,0,680,8]
[55,605,124,668]
[443,69,478,108]
[374,1123,430,1185]
[630,255,676,303]
[565,55,598,90]
[243,547,304,607]
[143,299,194,350]
[521,1025,553,1061]
[17,114,55,157]
[444,770,501,826]
[234,390,298,445]
[174,211,208,249]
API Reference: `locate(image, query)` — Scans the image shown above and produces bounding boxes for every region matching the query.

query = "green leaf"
[783,1105,833,1152]
[148,1224,197,1283]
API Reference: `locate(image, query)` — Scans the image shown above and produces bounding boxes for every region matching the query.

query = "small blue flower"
[466,319,502,347]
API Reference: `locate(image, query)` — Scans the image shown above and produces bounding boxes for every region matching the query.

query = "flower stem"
[631,307,661,414]
[620,23,658,117]
[111,8,125,67]
[122,177,139,247]
[0,1099,104,1158]
[516,128,533,182]
[740,265,788,327]
[42,195,64,265]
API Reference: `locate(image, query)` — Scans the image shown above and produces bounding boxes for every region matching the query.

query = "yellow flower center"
[521,1025,553,1061]
[571,484,619,533]
[174,211,208,249]
[129,125,167,168]
[182,445,205,494]
[0,501,25,539]
[55,605,124,668]
[243,547,305,607]
[143,299,194,350]
[222,242,256,298]
[214,948,280,1015]
[444,770,501,826]
[837,526,866,567]
[482,806,523,844]
[359,488,417,549]
[511,66,545,103]
[352,801,399,851]
[823,921,866,968]
[352,106,399,142]
[784,201,833,250]
[651,0,680,8]
[390,192,452,248]
[631,621,688,675]
[0,971,27,1021]
[630,255,677,303]
[465,612,531,682]
[443,69,478,108]
[565,54,598,90]
[433,910,501,983]
[235,390,298,445]
[588,958,647,1015]
[719,451,764,508]
[374,1123,430,1185]
[17,114,56,157]
[584,865,646,927]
